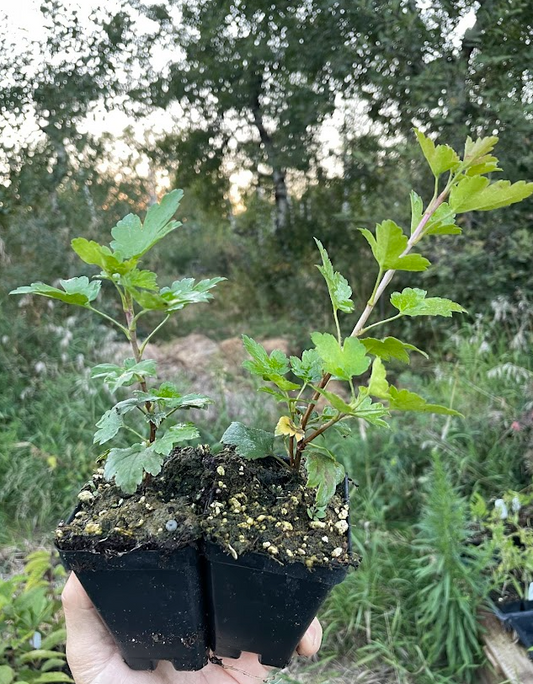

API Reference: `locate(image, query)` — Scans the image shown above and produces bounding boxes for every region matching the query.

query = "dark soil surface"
[56,446,353,569]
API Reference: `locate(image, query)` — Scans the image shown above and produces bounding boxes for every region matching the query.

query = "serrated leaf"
[93,408,124,445]
[415,129,461,176]
[424,203,461,236]
[120,269,158,291]
[411,193,461,237]
[91,358,157,392]
[290,349,323,384]
[450,177,533,213]
[242,335,290,379]
[391,288,466,318]
[133,386,212,410]
[104,444,163,494]
[361,337,428,363]
[351,393,390,427]
[71,238,137,275]
[132,277,225,311]
[305,451,345,510]
[388,387,462,416]
[314,238,354,314]
[463,135,499,169]
[311,332,370,381]
[221,422,274,459]
[275,416,305,441]
[10,277,101,307]
[110,189,183,260]
[360,221,430,272]
[368,358,390,398]
[151,423,199,454]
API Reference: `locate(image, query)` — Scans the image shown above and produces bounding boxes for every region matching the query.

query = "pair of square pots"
[58,536,349,672]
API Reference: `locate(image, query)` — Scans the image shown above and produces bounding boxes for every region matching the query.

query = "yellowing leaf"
[275,416,305,441]
[368,358,390,399]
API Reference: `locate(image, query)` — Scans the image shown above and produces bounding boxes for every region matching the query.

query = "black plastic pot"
[58,545,209,671]
[204,541,348,667]
[493,599,533,659]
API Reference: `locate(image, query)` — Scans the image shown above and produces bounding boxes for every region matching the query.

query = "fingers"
[296,618,322,657]
[62,573,117,681]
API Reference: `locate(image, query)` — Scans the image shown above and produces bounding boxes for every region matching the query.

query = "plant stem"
[123,293,157,443]
[140,314,170,355]
[88,306,129,337]
[360,313,403,335]
[294,414,343,470]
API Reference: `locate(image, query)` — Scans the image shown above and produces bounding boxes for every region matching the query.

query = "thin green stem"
[360,313,403,335]
[88,306,129,337]
[123,425,148,441]
[140,314,171,355]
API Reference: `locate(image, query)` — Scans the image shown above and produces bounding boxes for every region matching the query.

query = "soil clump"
[56,446,353,569]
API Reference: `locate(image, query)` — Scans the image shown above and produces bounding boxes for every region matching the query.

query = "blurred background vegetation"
[1,1,532,682]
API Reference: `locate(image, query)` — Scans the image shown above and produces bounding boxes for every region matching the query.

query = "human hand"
[62,573,322,684]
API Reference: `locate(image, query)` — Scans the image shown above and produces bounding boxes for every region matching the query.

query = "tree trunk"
[250,77,289,233]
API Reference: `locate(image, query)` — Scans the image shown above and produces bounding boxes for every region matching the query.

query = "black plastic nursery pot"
[58,544,210,672]
[494,599,533,659]
[204,541,349,668]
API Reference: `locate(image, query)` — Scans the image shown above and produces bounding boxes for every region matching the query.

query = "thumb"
[62,573,118,682]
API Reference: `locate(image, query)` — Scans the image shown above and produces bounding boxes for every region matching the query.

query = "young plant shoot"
[11,190,225,494]
[222,131,533,519]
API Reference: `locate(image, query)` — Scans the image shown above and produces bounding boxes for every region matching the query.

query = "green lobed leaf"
[350,393,390,427]
[10,277,101,307]
[133,386,212,410]
[132,277,225,311]
[411,193,461,237]
[93,408,125,445]
[311,332,370,381]
[305,450,345,511]
[450,177,533,213]
[290,349,323,384]
[414,129,461,176]
[391,288,466,318]
[221,422,274,459]
[151,423,200,455]
[242,335,290,378]
[104,444,163,494]
[360,220,430,272]
[361,336,428,363]
[71,238,137,275]
[368,358,390,399]
[120,269,158,291]
[463,135,499,171]
[314,238,354,314]
[91,358,157,392]
[388,387,462,416]
[110,189,184,260]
